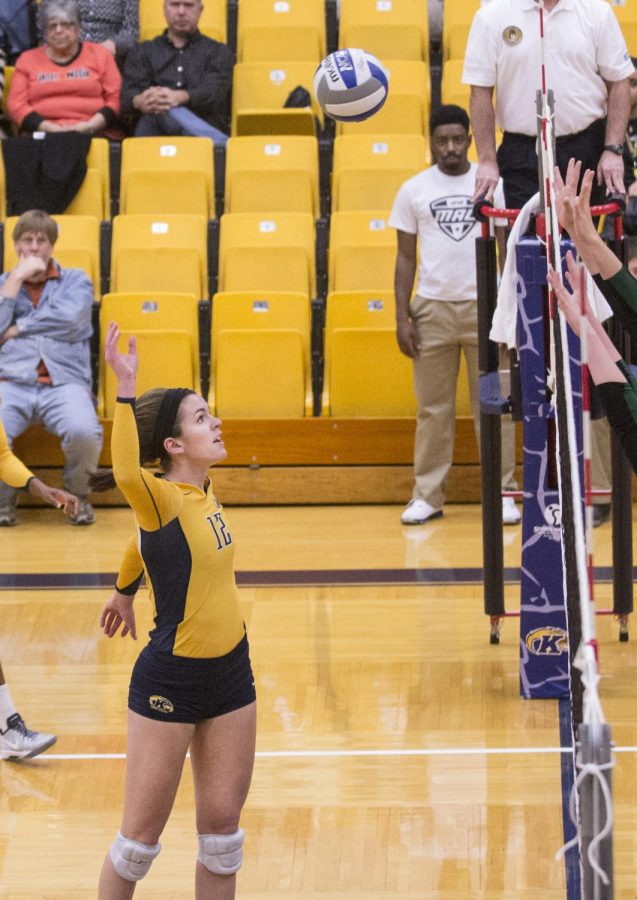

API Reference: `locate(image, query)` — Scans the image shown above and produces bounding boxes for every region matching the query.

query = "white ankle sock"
[0,683,17,727]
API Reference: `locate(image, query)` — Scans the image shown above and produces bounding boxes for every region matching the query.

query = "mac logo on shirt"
[430,196,475,242]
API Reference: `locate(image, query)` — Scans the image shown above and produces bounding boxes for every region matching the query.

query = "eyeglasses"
[45,20,78,32]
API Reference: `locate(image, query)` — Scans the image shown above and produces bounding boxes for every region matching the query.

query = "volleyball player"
[548,159,637,473]
[0,417,77,760]
[95,322,256,899]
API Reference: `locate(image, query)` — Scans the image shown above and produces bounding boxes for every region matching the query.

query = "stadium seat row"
[0,129,431,222]
[0,210,404,301]
[1,57,432,151]
[138,0,429,63]
[99,288,418,420]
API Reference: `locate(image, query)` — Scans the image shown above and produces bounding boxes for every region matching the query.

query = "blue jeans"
[134,107,228,145]
[0,381,103,503]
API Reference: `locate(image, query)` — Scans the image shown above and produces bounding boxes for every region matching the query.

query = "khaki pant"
[410,296,517,509]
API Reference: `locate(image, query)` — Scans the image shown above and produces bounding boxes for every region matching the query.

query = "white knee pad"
[197,828,244,875]
[109,831,161,881]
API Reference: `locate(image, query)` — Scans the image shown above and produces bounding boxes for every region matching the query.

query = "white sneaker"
[502,496,521,525]
[401,499,443,525]
[0,713,57,760]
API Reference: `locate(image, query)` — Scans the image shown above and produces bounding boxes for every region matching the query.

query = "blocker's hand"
[554,161,596,240]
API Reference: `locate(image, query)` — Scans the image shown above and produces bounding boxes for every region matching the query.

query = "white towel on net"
[489,192,613,350]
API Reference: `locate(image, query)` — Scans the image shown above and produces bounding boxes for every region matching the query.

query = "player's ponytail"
[89,388,192,492]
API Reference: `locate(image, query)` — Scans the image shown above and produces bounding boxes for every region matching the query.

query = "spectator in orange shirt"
[7,0,121,138]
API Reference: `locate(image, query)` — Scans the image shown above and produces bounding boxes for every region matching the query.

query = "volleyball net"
[473,3,622,892]
[538,37,616,893]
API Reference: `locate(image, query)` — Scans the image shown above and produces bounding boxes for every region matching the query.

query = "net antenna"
[535,1,615,894]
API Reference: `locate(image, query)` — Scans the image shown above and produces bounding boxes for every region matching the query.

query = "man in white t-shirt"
[389,104,519,525]
[462,0,634,208]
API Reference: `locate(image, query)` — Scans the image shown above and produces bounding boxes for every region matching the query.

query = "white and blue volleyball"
[313,48,389,123]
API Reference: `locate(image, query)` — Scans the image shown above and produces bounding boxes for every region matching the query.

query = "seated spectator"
[0,209,102,527]
[7,0,121,138]
[121,0,233,145]
[76,0,139,61]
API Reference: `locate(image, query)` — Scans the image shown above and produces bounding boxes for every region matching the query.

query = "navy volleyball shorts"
[128,633,256,723]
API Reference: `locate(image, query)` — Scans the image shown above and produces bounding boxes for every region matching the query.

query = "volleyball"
[313,48,389,122]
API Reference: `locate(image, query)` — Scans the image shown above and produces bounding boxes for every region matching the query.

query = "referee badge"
[502,25,522,46]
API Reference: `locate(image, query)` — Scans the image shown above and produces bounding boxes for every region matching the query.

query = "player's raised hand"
[104,321,137,392]
[548,264,581,336]
[553,159,581,232]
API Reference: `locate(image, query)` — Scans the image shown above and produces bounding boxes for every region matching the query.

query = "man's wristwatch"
[604,143,624,155]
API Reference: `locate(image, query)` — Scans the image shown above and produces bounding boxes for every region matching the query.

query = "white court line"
[40,746,637,761]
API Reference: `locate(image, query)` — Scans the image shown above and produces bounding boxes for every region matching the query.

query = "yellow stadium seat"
[442,0,481,60]
[139,0,226,41]
[225,135,319,215]
[237,0,326,62]
[64,137,111,219]
[65,168,104,219]
[4,214,101,297]
[240,26,322,63]
[0,155,6,221]
[0,136,109,220]
[336,169,418,212]
[120,136,215,217]
[605,0,637,25]
[620,19,637,53]
[99,292,201,416]
[339,0,428,62]
[210,291,312,417]
[232,62,322,136]
[329,210,396,292]
[2,66,14,118]
[322,290,415,416]
[602,3,637,53]
[332,134,428,211]
[335,61,430,136]
[446,22,473,62]
[218,212,316,295]
[110,214,208,299]
[441,59,471,110]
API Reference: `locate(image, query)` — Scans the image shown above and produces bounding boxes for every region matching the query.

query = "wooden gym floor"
[1,502,636,899]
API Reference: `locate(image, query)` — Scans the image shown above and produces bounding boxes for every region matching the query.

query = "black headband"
[151,388,193,461]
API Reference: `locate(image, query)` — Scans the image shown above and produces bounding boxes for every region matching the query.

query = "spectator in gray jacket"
[0,209,102,526]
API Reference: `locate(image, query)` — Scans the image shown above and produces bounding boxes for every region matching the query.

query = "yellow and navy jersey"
[0,419,33,489]
[112,399,245,659]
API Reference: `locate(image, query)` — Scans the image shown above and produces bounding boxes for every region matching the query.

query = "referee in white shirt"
[462,0,634,208]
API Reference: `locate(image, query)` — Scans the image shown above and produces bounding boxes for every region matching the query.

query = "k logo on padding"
[430,196,475,242]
